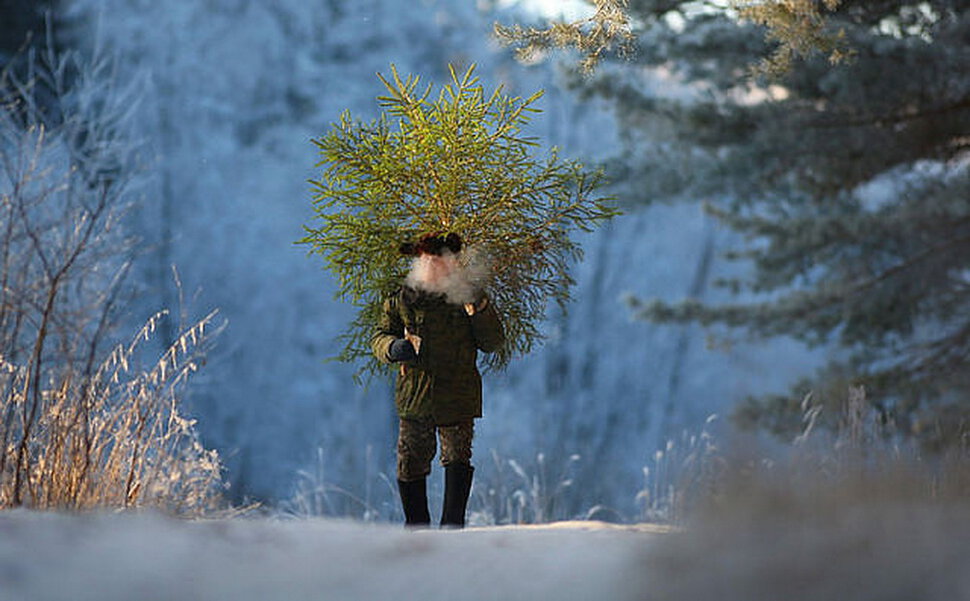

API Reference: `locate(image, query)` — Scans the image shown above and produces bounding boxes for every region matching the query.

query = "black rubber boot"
[440,463,474,529]
[398,478,431,528]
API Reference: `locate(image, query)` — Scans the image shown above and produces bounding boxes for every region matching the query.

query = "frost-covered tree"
[0,1,62,66]
[556,0,970,448]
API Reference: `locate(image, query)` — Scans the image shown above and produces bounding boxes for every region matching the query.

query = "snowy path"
[0,512,668,601]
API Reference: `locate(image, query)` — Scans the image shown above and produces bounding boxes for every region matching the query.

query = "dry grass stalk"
[0,311,226,514]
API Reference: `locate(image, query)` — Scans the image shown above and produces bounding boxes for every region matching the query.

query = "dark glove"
[463,295,489,316]
[388,338,417,362]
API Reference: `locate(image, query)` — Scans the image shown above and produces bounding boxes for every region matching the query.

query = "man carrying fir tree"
[300,65,616,527]
[371,233,504,528]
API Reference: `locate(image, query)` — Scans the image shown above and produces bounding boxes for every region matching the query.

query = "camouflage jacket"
[371,286,505,424]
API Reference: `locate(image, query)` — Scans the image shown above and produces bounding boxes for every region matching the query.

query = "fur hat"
[399,232,462,256]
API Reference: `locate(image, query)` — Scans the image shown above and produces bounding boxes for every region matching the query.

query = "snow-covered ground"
[5,487,967,601]
[0,511,664,601]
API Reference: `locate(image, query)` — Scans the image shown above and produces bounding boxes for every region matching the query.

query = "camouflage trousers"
[397,417,474,482]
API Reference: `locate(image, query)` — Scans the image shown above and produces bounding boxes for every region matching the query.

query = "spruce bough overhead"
[299,64,617,376]
[494,0,849,77]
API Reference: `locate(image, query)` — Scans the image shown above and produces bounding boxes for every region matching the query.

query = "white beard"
[405,247,490,305]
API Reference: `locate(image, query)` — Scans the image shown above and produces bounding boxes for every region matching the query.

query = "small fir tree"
[299,65,617,376]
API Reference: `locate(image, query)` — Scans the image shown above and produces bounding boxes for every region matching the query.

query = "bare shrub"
[0,31,225,514]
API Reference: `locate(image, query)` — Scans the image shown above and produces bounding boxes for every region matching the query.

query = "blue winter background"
[57,0,819,517]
